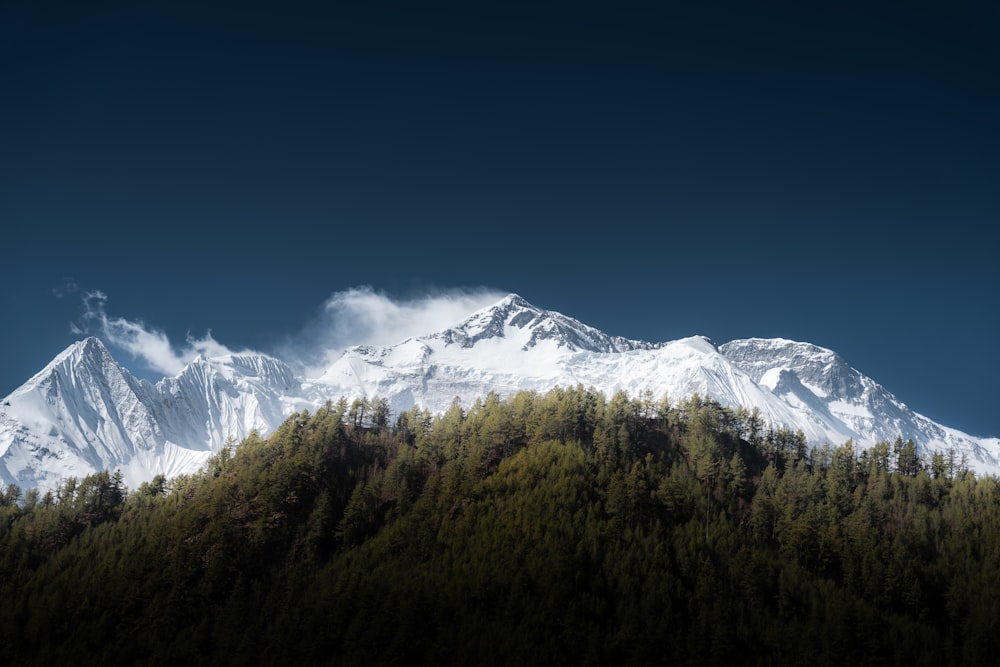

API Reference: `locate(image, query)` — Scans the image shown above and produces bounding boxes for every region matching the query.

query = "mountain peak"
[720,338,844,375]
[427,294,659,354]
[59,335,109,357]
[78,335,107,350]
[720,337,863,404]
[162,350,301,399]
[31,336,115,381]
[495,292,531,308]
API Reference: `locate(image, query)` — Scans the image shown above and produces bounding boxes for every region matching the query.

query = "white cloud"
[70,284,507,380]
[324,285,506,347]
[185,332,234,360]
[74,290,242,377]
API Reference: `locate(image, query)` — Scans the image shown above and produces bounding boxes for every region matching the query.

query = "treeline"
[1,388,998,666]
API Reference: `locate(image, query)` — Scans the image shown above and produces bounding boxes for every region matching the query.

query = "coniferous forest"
[1,387,998,666]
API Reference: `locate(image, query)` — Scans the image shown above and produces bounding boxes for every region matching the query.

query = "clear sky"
[2,2,998,437]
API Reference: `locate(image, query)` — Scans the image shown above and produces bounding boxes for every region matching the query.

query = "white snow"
[759,367,784,391]
[2,296,999,490]
[828,400,874,419]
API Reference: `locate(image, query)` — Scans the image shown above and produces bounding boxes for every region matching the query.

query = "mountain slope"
[0,338,161,490]
[314,297,999,473]
[431,293,664,353]
[2,294,998,489]
[720,337,1000,472]
[0,338,308,490]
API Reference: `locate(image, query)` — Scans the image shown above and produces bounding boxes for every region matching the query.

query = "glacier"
[2,293,997,490]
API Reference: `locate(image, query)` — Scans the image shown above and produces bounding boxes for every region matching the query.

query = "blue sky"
[2,2,998,437]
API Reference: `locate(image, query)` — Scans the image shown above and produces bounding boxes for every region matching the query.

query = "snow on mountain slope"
[720,338,1000,473]
[311,294,663,413]
[0,338,163,490]
[2,294,998,490]
[311,295,1000,475]
[315,303,815,446]
[0,338,309,491]
[432,293,663,353]
[154,352,306,452]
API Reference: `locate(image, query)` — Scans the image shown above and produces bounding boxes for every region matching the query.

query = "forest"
[1,387,998,666]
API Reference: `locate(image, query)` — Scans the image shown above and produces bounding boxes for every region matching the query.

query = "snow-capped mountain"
[2,294,998,490]
[0,338,310,491]
[718,338,1000,469]
[427,293,663,353]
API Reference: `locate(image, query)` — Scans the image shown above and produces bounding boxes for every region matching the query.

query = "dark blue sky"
[2,2,998,436]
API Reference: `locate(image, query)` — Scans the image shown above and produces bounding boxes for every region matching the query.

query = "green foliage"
[0,388,995,665]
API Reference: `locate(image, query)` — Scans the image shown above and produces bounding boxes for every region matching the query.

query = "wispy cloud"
[71,290,241,377]
[52,278,79,299]
[281,285,506,375]
[67,284,507,379]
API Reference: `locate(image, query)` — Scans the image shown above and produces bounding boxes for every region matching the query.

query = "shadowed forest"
[1,387,998,666]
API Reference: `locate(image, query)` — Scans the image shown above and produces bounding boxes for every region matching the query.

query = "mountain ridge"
[2,294,997,490]
[430,293,665,353]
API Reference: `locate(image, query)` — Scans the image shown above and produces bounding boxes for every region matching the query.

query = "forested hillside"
[1,388,997,666]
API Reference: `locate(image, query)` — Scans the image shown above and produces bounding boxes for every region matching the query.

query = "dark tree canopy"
[0,388,995,666]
